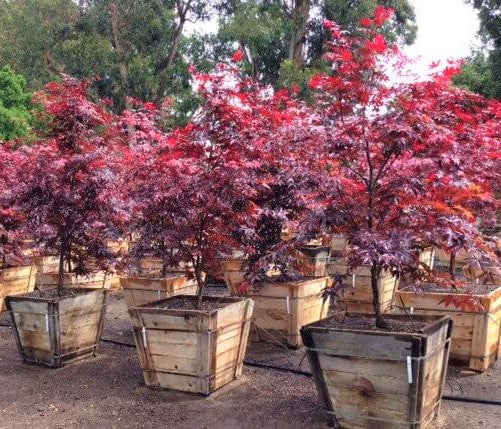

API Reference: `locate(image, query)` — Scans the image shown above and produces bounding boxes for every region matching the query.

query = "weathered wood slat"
[241,278,330,348]
[120,275,197,308]
[327,261,399,314]
[6,288,107,367]
[395,286,501,371]
[301,313,452,428]
[0,265,37,312]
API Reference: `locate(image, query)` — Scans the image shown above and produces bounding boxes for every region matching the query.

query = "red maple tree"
[0,143,25,267]
[302,8,501,327]
[11,79,125,293]
[121,64,264,307]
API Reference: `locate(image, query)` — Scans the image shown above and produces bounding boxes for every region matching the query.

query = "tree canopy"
[455,0,501,99]
[0,0,418,123]
[0,66,33,141]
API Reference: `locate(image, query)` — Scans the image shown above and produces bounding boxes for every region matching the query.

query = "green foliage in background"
[0,66,33,141]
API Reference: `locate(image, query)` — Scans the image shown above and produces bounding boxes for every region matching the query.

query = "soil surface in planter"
[0,288,500,428]
[151,296,230,312]
[318,313,430,333]
[16,288,89,299]
[410,282,499,295]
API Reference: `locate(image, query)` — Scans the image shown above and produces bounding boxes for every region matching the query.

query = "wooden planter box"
[330,234,347,254]
[301,313,452,428]
[435,248,471,266]
[221,259,247,295]
[418,247,435,270]
[129,295,254,395]
[0,265,37,312]
[293,245,331,277]
[327,261,399,314]
[120,275,198,308]
[395,286,501,371]
[6,288,107,367]
[244,277,330,348]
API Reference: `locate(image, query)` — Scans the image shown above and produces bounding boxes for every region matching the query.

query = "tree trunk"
[370,263,388,329]
[195,264,205,310]
[154,18,187,103]
[108,0,129,111]
[288,0,310,66]
[58,243,66,296]
[450,251,456,280]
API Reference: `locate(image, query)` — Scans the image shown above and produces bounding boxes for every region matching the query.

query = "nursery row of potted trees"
[0,7,500,428]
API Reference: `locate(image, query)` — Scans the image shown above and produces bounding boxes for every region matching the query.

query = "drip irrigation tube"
[1,326,500,407]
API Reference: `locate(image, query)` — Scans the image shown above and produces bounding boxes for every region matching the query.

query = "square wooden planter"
[418,247,435,270]
[293,245,331,277]
[6,288,107,367]
[301,313,452,428]
[0,265,37,312]
[221,259,247,294]
[327,260,399,314]
[129,295,254,395]
[120,275,198,308]
[243,277,330,348]
[395,285,501,371]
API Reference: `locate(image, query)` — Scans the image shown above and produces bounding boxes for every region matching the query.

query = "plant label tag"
[142,327,147,347]
[352,275,356,287]
[407,356,413,384]
[410,307,414,315]
[286,296,290,314]
[45,314,49,332]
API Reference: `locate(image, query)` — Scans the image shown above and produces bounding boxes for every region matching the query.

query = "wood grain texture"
[0,265,37,312]
[130,295,253,395]
[242,278,330,348]
[395,286,501,371]
[120,275,197,308]
[6,288,107,367]
[301,313,452,429]
[327,261,399,314]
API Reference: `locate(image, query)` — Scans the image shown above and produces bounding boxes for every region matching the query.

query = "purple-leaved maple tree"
[300,8,501,327]
[11,79,126,293]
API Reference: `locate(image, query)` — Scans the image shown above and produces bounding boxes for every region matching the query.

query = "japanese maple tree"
[0,143,25,267]
[11,79,125,293]
[302,7,501,327]
[122,62,264,307]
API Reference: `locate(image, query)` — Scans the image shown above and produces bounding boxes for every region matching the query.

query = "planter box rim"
[399,284,501,299]
[5,287,107,304]
[253,276,329,289]
[120,274,187,281]
[301,312,450,339]
[131,294,250,315]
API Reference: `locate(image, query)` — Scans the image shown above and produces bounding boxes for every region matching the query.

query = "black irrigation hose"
[243,360,312,377]
[2,328,500,407]
[441,396,501,406]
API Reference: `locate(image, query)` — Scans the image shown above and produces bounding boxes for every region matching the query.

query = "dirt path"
[0,291,500,428]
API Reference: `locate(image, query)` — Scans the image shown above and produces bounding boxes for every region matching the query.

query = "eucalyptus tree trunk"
[288,0,310,67]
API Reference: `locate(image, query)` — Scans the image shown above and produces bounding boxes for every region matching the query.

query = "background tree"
[455,0,501,99]
[0,66,34,141]
[213,0,416,90]
[0,0,215,123]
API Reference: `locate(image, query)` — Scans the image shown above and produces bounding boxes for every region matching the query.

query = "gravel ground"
[0,289,500,429]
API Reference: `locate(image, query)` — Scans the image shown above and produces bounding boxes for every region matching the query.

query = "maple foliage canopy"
[9,79,126,289]
[300,7,501,323]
